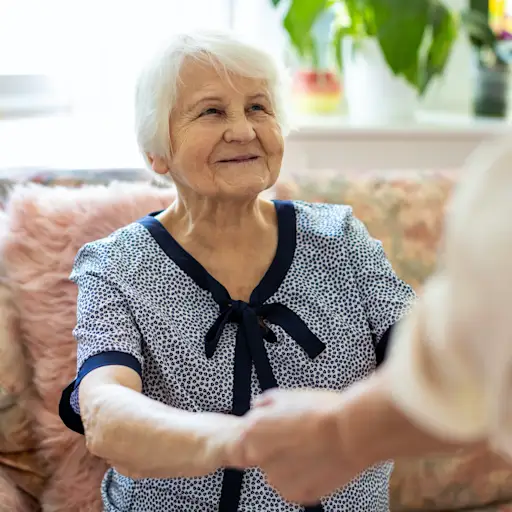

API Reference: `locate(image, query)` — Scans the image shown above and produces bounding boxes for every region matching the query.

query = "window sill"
[292,111,512,139]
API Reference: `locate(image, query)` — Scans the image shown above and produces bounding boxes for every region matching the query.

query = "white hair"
[134,30,292,168]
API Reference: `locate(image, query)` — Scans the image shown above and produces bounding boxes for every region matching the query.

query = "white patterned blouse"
[60,200,416,512]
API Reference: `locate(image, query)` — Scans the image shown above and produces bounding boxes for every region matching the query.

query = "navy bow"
[205,299,326,512]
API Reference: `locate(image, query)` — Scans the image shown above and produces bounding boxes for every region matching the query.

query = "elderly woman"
[59,30,415,511]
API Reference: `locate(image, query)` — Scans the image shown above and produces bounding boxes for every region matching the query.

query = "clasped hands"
[211,385,371,505]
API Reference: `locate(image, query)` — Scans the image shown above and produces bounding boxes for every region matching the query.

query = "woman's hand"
[227,387,366,505]
[227,371,467,505]
[198,412,248,475]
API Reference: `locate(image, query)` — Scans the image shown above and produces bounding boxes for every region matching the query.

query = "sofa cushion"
[0,466,40,512]
[0,451,46,501]
[0,283,33,454]
[3,175,512,512]
[391,448,512,511]
[285,168,458,289]
[0,208,33,455]
[2,182,175,511]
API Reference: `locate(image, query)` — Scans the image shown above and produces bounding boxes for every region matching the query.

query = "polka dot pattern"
[70,201,416,511]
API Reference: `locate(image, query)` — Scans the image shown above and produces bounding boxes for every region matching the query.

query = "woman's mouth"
[218,155,260,163]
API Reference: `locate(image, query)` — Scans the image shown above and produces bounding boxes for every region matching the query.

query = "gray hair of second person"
[134,30,292,170]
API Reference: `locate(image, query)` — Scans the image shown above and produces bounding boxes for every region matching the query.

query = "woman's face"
[157,59,284,200]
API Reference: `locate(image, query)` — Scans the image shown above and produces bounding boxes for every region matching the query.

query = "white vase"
[342,37,418,124]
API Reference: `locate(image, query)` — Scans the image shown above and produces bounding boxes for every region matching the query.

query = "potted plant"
[272,0,459,123]
[464,1,512,117]
[271,0,343,115]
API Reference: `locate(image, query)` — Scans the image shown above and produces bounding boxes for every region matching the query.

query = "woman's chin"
[214,174,277,199]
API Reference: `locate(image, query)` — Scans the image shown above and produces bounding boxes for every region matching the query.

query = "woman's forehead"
[176,59,268,106]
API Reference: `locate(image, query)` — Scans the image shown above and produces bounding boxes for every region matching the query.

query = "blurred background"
[2,4,512,511]
[0,0,511,173]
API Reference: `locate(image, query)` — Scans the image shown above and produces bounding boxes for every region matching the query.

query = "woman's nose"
[223,115,256,143]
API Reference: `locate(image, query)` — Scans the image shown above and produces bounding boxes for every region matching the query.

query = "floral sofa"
[0,167,511,512]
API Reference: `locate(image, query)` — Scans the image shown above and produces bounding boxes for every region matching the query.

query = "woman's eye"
[249,104,265,112]
[200,108,221,116]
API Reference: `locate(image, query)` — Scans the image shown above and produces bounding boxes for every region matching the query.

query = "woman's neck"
[157,192,276,251]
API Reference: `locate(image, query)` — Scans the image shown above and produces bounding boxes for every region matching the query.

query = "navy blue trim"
[250,200,296,306]
[138,200,297,306]
[374,323,396,367]
[59,351,142,435]
[138,213,215,294]
[305,505,325,511]
[139,202,325,512]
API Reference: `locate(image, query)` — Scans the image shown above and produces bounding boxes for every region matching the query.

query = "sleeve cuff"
[59,351,142,435]
[374,323,396,367]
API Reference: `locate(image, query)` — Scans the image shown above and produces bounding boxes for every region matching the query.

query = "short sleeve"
[345,212,417,363]
[59,242,143,434]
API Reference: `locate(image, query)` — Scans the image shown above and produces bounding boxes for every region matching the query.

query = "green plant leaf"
[303,32,321,69]
[460,8,497,50]
[367,0,430,80]
[419,3,458,95]
[283,0,328,58]
[344,0,364,18]
[331,25,354,71]
[469,0,488,16]
[343,0,374,36]
[402,57,420,90]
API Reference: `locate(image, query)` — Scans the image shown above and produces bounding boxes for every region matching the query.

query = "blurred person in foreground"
[231,135,512,505]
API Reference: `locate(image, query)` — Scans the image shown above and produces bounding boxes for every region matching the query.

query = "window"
[0,0,292,171]
[0,0,233,119]
[232,0,288,62]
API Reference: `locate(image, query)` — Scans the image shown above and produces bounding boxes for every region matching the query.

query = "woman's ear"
[147,154,169,175]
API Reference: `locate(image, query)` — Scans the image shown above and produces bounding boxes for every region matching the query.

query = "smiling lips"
[218,154,260,163]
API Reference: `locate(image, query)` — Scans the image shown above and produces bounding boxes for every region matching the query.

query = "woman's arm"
[62,241,244,479]
[80,365,244,479]
[229,364,482,505]
[338,370,477,471]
